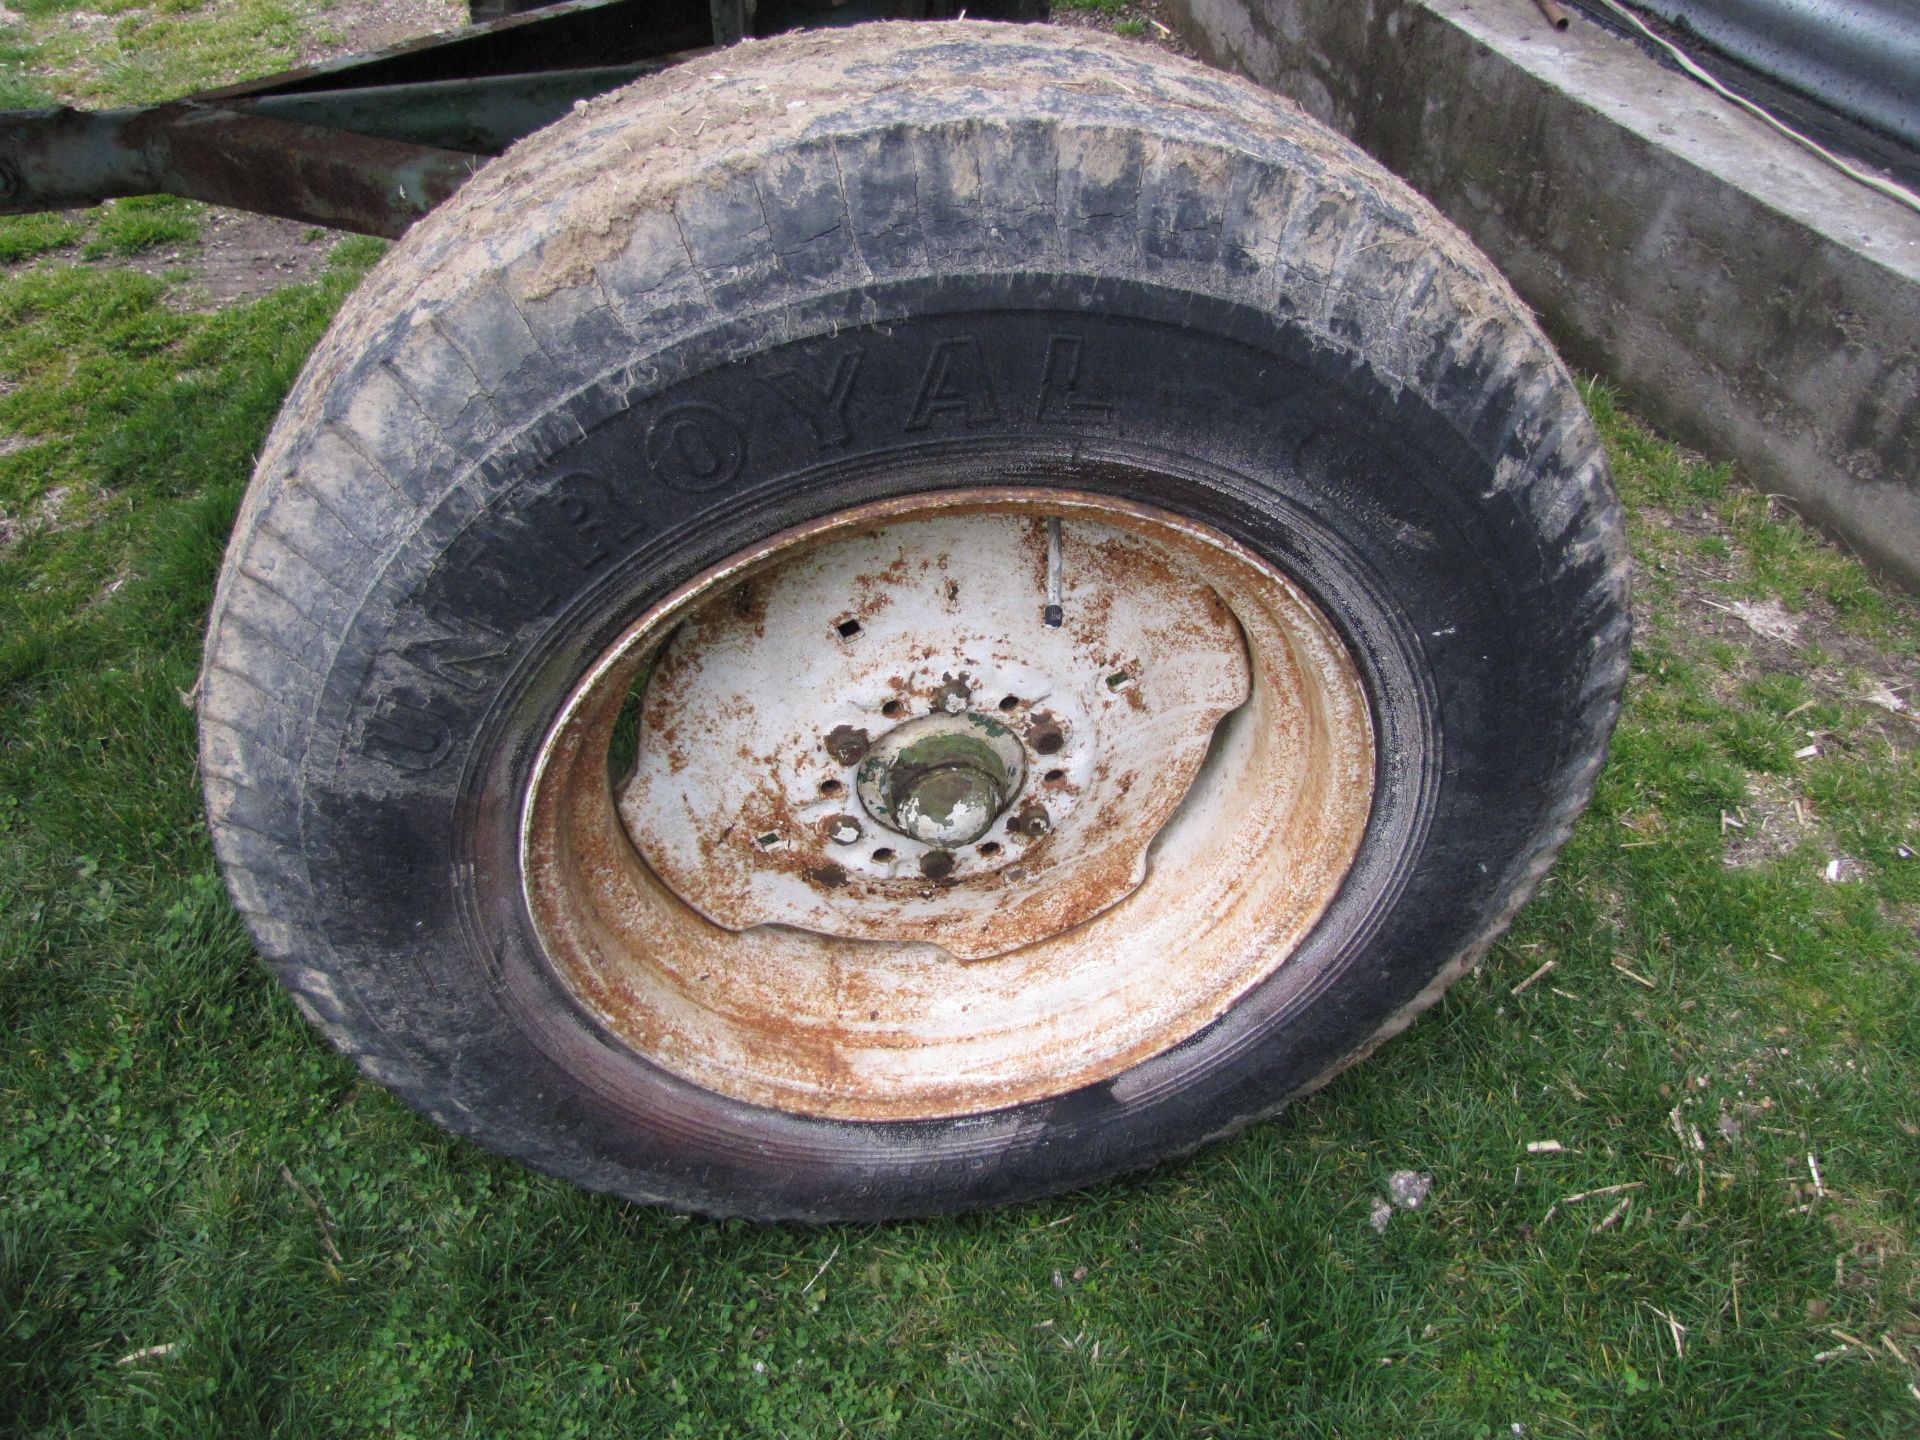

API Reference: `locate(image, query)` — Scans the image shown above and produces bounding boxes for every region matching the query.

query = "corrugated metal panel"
[1632,1,1920,149]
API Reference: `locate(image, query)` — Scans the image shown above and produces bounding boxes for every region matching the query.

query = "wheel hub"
[857,714,1024,849]
[616,506,1254,959]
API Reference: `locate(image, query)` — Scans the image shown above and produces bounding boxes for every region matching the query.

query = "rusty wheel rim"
[522,490,1374,1121]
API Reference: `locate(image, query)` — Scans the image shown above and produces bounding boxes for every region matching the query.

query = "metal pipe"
[0,103,482,237]
[234,63,683,155]
[0,107,144,214]
[1624,1,1920,148]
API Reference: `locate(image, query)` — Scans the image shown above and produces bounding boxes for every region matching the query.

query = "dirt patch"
[174,209,342,307]
[1714,597,1800,646]
[1,483,76,553]
[17,206,342,308]
[1644,499,1918,752]
[1722,771,1816,869]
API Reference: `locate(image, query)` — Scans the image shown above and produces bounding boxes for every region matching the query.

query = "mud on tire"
[198,22,1628,1220]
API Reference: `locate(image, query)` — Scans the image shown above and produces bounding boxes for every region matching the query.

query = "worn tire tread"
[201,23,1628,1218]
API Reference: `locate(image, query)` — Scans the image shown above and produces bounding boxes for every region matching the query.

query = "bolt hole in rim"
[523,491,1374,1121]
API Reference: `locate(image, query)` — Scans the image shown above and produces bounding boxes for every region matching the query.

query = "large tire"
[198,22,1628,1220]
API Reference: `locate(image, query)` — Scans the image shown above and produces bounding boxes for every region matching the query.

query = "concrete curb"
[1169,0,1920,588]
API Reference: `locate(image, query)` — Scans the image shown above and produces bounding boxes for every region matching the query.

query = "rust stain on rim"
[618,508,1252,958]
[522,490,1375,1122]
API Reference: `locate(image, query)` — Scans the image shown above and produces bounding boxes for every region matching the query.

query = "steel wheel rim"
[522,489,1375,1121]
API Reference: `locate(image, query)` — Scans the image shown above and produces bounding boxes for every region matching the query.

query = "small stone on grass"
[1388,1170,1433,1210]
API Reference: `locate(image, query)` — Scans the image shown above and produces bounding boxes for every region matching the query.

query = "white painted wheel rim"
[522,491,1375,1121]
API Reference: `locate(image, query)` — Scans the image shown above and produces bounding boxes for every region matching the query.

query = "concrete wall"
[1168,0,1920,589]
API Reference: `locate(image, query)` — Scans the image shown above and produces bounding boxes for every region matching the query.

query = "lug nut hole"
[978,841,1002,856]
[1044,768,1065,783]
[819,778,843,795]
[997,694,1020,712]
[871,847,896,863]
[881,699,905,718]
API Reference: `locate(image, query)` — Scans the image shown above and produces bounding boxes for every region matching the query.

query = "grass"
[84,198,205,260]
[0,0,272,286]
[1052,0,1166,43]
[0,0,311,107]
[1,8,1917,1435]
[1,251,1916,1436]
[0,23,52,107]
[0,0,417,282]
[0,215,85,266]
[0,197,207,269]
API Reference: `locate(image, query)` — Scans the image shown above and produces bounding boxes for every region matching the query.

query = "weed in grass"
[0,214,87,266]
[83,197,204,260]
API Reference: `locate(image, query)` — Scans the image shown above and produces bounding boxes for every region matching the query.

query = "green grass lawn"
[0,0,312,108]
[3,9,1918,1436]
[2,235,1917,1440]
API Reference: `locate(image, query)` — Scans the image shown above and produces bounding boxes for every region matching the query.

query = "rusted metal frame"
[190,0,921,105]
[0,103,483,237]
[233,61,693,156]
[0,0,711,235]
[0,0,1045,232]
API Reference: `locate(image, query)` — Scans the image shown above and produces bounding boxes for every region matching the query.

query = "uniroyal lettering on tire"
[198,23,1628,1220]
